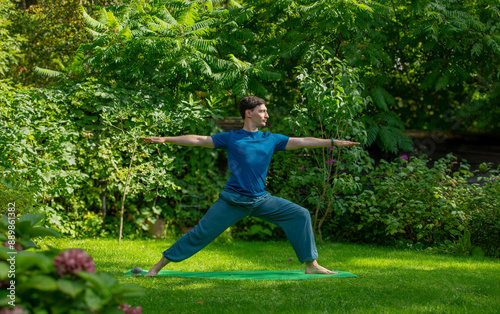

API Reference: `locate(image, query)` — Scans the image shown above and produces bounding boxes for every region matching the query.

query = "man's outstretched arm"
[285,137,360,150]
[141,135,215,148]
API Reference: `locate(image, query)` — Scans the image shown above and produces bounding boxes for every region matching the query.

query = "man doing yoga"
[141,96,360,276]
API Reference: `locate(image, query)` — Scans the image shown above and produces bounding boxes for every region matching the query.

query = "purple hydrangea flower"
[53,248,96,277]
[0,306,28,314]
[118,303,142,314]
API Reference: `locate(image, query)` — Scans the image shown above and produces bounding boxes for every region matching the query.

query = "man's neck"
[242,122,259,132]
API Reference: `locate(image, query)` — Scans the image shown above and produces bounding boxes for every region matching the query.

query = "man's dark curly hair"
[239,96,265,119]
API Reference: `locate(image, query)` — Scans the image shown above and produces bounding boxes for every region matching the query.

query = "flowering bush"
[53,248,96,277]
[0,214,144,313]
[118,303,142,314]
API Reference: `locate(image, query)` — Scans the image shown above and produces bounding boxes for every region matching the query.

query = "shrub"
[465,176,500,257]
[328,154,500,256]
[0,213,144,313]
[0,81,225,240]
[270,50,372,242]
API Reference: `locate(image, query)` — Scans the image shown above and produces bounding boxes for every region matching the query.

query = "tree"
[6,0,123,86]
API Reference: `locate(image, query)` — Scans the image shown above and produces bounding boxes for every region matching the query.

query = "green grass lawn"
[42,237,500,313]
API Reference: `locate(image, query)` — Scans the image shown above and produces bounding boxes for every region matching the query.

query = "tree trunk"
[118,144,137,244]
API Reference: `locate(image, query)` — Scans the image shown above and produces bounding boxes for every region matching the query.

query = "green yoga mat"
[124,269,357,280]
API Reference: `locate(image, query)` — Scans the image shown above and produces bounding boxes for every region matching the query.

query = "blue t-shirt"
[211,129,289,197]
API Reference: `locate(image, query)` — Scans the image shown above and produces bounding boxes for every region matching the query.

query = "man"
[141,96,360,276]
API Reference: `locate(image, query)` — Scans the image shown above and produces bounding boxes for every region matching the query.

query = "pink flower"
[400,155,408,161]
[0,306,28,314]
[493,178,498,181]
[53,248,96,277]
[3,241,22,252]
[327,159,336,164]
[300,165,306,172]
[328,146,334,150]
[118,303,142,314]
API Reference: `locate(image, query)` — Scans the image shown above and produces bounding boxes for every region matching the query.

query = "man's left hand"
[334,140,360,147]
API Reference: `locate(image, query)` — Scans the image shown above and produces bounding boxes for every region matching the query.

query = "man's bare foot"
[305,260,338,274]
[144,257,170,277]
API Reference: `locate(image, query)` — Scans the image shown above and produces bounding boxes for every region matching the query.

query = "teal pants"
[163,189,318,263]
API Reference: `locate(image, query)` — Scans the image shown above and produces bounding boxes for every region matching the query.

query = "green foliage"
[0,80,224,239]
[369,0,500,134]
[465,174,500,257]
[0,174,36,218]
[225,0,500,149]
[232,216,283,240]
[0,213,143,312]
[76,0,281,99]
[271,50,373,242]
[334,154,500,256]
[0,213,59,251]
[3,0,499,245]
[0,0,24,78]
[6,0,123,86]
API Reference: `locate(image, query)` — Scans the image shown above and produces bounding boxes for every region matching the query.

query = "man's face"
[248,104,269,127]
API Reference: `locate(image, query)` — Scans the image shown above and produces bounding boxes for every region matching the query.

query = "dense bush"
[328,154,499,256]
[465,175,500,257]
[0,80,225,239]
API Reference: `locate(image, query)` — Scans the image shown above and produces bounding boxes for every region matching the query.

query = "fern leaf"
[366,125,379,147]
[420,70,440,90]
[248,77,268,96]
[396,131,414,152]
[228,0,242,8]
[159,6,178,26]
[252,68,281,81]
[484,35,500,54]
[192,18,216,30]
[186,38,216,52]
[153,15,176,30]
[361,116,379,146]
[98,8,108,27]
[85,28,106,39]
[80,6,107,31]
[435,71,450,91]
[204,0,213,13]
[194,57,213,76]
[119,27,132,39]
[383,111,404,129]
[233,74,249,96]
[371,86,388,111]
[281,41,307,59]
[106,11,122,31]
[471,42,483,56]
[177,3,199,27]
[378,126,398,154]
[204,55,232,71]
[34,66,63,78]
[148,18,176,36]
[228,54,249,70]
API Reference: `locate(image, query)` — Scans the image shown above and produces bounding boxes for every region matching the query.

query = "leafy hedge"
[0,80,225,239]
